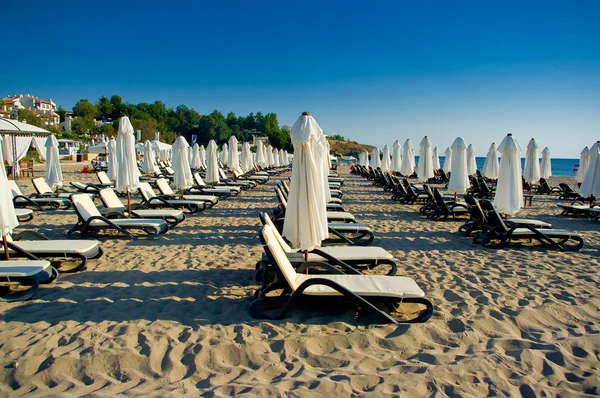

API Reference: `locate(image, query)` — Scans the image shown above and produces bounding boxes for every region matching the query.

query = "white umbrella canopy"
[494,134,524,216]
[370,147,380,168]
[221,143,229,167]
[417,136,434,181]
[443,147,452,173]
[142,140,154,174]
[380,145,391,171]
[115,116,140,194]
[240,142,253,173]
[400,139,415,176]
[273,149,281,167]
[448,137,470,194]
[256,140,266,168]
[432,146,441,170]
[540,147,552,179]
[191,143,201,170]
[228,136,240,172]
[482,142,499,179]
[576,146,590,183]
[467,144,477,175]
[0,135,19,253]
[392,140,402,171]
[279,148,286,166]
[267,145,275,167]
[45,134,63,190]
[199,145,206,165]
[282,112,329,251]
[171,136,194,191]
[523,138,541,183]
[579,141,600,198]
[107,138,118,181]
[205,139,220,184]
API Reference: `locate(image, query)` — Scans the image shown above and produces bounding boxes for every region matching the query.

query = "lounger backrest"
[165,167,175,176]
[139,182,157,200]
[433,188,450,210]
[72,194,101,220]
[99,188,125,209]
[156,178,174,195]
[218,169,228,180]
[32,177,52,195]
[7,180,23,197]
[232,170,242,178]
[193,172,205,186]
[153,165,162,176]
[479,200,509,232]
[464,194,485,222]
[260,213,293,252]
[262,225,298,289]
[559,183,573,193]
[274,186,287,208]
[97,171,111,185]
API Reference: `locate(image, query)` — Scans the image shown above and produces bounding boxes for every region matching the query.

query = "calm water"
[435,157,579,177]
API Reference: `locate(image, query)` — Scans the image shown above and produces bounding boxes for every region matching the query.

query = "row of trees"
[63,95,293,150]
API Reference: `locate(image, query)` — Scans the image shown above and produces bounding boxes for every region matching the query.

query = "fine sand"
[1,163,599,396]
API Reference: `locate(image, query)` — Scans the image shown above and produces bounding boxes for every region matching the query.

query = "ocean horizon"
[438,157,579,177]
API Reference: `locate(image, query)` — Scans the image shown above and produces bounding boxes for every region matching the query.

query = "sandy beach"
[1,162,599,396]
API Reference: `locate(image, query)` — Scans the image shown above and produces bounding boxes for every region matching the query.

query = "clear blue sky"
[3,0,599,157]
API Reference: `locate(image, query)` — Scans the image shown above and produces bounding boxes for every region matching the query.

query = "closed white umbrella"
[282,112,329,253]
[279,148,286,166]
[494,134,524,216]
[273,149,281,167]
[267,145,275,167]
[107,138,118,181]
[579,141,600,198]
[576,146,590,183]
[400,139,415,176]
[205,139,220,185]
[199,145,206,165]
[142,140,154,174]
[448,137,469,194]
[417,136,434,181]
[443,147,452,173]
[191,143,201,170]
[523,138,541,184]
[432,146,441,170]
[370,147,380,168]
[482,143,499,179]
[228,136,240,172]
[256,140,266,168]
[540,147,552,179]
[467,144,477,175]
[45,134,63,196]
[284,151,290,165]
[221,143,229,167]
[0,136,18,259]
[172,136,194,196]
[240,142,252,173]
[115,116,140,215]
[392,141,402,171]
[380,145,391,172]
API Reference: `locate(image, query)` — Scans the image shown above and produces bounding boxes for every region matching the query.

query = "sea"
[435,157,579,177]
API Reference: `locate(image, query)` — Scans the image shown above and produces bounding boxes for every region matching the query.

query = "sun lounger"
[0,260,58,302]
[155,178,219,207]
[99,188,185,225]
[275,187,355,223]
[15,208,34,222]
[250,225,433,324]
[69,181,102,193]
[32,177,81,199]
[67,194,169,239]
[219,169,257,188]
[232,169,269,184]
[477,200,584,251]
[276,183,345,212]
[190,173,239,197]
[96,171,115,187]
[6,231,102,273]
[257,213,397,277]
[8,180,71,210]
[138,182,206,214]
[428,188,469,220]
[557,202,600,217]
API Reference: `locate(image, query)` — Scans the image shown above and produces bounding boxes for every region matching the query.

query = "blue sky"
[3,0,599,157]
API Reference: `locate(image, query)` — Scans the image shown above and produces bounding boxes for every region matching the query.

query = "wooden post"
[3,236,9,260]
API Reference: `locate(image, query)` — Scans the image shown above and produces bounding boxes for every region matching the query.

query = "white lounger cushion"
[509,228,581,237]
[182,194,218,203]
[131,209,183,219]
[0,260,53,277]
[328,223,370,231]
[263,225,424,298]
[327,212,355,221]
[508,219,552,228]
[307,246,393,262]
[89,219,165,228]
[10,240,100,257]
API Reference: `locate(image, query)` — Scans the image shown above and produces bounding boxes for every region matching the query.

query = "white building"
[1,94,59,126]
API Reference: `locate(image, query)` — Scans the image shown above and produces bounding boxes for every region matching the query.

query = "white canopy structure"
[579,141,600,198]
[494,134,523,216]
[392,140,402,171]
[523,138,541,184]
[467,144,477,175]
[443,147,452,173]
[380,145,391,172]
[482,143,499,179]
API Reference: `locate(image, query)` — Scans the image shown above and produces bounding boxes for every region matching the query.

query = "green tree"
[197,110,230,143]
[95,96,113,120]
[56,105,67,123]
[73,99,97,119]
[110,95,125,119]
[17,109,44,127]
[71,116,96,136]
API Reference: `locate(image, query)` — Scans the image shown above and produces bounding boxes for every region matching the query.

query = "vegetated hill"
[328,139,375,157]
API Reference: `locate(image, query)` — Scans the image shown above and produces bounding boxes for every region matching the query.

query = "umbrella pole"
[127,192,131,218]
[304,250,309,274]
[3,236,9,260]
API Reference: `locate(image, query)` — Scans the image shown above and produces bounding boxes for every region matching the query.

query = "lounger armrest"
[13,195,44,210]
[327,227,357,245]
[5,241,41,260]
[86,215,135,239]
[11,230,49,241]
[309,249,362,274]
[296,261,347,274]
[147,197,178,209]
[158,194,179,200]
